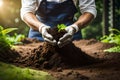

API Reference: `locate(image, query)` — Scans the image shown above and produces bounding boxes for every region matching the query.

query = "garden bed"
[0,38,120,80]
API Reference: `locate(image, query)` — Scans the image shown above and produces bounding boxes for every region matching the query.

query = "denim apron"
[28,0,82,41]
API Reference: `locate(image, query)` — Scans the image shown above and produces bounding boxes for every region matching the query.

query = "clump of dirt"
[0,49,20,63]
[48,27,67,42]
[0,38,40,63]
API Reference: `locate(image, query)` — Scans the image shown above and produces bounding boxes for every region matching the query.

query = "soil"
[0,38,120,80]
[0,29,120,80]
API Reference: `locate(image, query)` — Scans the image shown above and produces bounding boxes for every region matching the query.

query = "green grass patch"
[0,62,56,80]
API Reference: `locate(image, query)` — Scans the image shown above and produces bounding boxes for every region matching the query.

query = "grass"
[0,62,56,80]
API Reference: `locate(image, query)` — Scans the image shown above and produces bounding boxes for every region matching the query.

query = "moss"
[0,62,55,80]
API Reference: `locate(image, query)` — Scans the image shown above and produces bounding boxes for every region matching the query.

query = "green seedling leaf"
[0,26,3,31]
[15,34,25,42]
[109,28,120,34]
[57,24,66,32]
[2,28,18,35]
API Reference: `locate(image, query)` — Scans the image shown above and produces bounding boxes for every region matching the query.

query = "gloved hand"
[57,24,79,48]
[39,24,56,45]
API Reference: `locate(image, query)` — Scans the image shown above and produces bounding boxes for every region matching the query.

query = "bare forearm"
[74,12,94,29]
[23,12,43,31]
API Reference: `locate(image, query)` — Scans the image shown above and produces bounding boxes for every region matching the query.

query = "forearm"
[74,12,94,30]
[23,12,43,31]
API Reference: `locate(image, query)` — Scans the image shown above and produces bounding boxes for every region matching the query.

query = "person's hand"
[39,24,56,45]
[57,24,79,48]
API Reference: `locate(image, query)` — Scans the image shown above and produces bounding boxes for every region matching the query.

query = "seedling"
[57,24,67,32]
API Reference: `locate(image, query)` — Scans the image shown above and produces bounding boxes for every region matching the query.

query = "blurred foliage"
[0,26,17,51]
[114,0,120,30]
[0,0,29,36]
[104,46,120,53]
[0,0,120,39]
[101,28,120,52]
[6,33,25,45]
[101,28,120,44]
[0,62,55,80]
[0,26,25,52]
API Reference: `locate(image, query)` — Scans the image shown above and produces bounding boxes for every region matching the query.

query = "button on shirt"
[20,0,97,20]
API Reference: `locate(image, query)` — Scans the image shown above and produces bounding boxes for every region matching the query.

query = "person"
[20,0,97,47]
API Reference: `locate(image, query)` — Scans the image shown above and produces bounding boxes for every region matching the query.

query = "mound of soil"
[13,39,120,80]
[0,37,120,80]
[13,27,100,70]
[0,49,20,63]
[15,41,99,70]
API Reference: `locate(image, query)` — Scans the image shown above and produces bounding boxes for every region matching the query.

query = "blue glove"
[57,24,79,48]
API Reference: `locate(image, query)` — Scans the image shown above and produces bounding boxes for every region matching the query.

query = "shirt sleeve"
[20,0,37,20]
[79,0,97,18]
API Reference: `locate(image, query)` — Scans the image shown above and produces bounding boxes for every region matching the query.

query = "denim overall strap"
[28,0,82,41]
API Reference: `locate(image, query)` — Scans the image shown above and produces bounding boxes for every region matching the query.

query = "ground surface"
[0,38,120,80]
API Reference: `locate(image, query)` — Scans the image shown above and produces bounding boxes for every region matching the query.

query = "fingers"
[44,38,57,45]
[43,33,57,45]
[43,32,53,40]
[57,38,71,48]
[41,26,74,47]
[59,33,72,42]
[41,25,57,45]
[57,32,73,48]
[43,32,72,47]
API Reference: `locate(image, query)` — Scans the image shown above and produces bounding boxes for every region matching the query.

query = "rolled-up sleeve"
[79,0,97,18]
[20,0,37,20]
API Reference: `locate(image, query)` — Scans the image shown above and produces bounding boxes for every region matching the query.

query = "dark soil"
[15,27,100,70]
[0,48,20,63]
[0,38,120,80]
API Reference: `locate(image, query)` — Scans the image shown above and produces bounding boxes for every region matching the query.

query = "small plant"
[0,26,25,51]
[6,33,25,45]
[100,28,120,52]
[104,46,120,53]
[101,28,120,45]
[57,24,67,32]
[0,26,18,50]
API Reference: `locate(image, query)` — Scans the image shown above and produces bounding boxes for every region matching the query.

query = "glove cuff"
[39,24,50,33]
[71,24,79,33]
[39,24,45,32]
